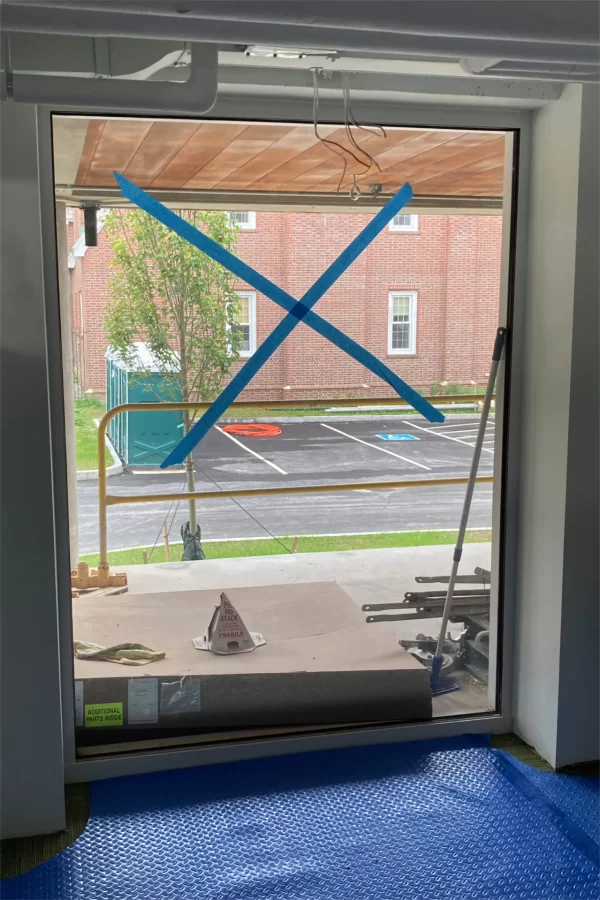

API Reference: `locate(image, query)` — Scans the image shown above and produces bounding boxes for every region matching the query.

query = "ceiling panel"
[123,122,200,186]
[61,117,507,201]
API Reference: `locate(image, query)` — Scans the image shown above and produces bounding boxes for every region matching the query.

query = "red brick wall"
[68,209,503,401]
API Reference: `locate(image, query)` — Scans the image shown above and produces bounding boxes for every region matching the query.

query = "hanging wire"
[311,69,374,194]
[341,74,387,200]
[191,456,293,556]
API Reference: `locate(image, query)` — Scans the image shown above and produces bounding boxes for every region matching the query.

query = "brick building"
[67,206,502,402]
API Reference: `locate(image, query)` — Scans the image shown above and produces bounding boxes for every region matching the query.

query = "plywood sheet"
[73,582,426,678]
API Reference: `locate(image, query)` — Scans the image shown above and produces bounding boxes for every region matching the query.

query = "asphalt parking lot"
[78,415,496,553]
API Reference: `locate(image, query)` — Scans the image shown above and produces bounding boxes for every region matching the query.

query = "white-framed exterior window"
[389,213,418,232]
[228,211,256,230]
[388,291,417,355]
[232,291,256,357]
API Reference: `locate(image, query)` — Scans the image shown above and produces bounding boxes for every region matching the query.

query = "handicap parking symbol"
[377,433,420,441]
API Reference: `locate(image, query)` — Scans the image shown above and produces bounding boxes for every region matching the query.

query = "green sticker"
[85,702,123,728]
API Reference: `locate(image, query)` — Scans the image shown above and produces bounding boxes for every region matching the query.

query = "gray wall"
[556,85,600,767]
[514,84,600,767]
[0,103,66,838]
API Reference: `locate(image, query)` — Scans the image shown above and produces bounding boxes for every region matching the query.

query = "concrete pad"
[123,543,492,644]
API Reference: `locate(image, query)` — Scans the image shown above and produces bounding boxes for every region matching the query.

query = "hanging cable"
[311,69,373,194]
[193,452,293,556]
[341,74,387,200]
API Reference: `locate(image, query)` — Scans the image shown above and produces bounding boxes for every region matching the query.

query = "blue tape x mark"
[115,173,444,467]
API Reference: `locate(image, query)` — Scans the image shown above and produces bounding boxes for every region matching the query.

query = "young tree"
[105,208,242,548]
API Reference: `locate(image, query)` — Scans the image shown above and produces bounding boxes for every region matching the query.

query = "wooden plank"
[300,128,429,193]
[350,132,503,195]
[152,122,248,188]
[448,168,506,196]
[411,155,505,195]
[249,127,374,191]
[214,124,339,190]
[75,119,106,185]
[85,119,153,186]
[404,136,505,189]
[282,130,385,192]
[313,129,468,193]
[123,121,200,186]
[187,124,294,189]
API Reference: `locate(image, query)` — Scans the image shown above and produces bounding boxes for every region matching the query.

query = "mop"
[430,326,507,695]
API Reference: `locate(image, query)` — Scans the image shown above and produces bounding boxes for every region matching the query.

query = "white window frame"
[388,291,417,355]
[227,211,256,230]
[232,290,256,357]
[389,213,419,232]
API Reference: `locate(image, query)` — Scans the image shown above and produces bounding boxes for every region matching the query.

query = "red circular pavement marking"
[221,423,282,438]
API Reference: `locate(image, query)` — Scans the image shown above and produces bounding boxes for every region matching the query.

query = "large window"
[389,213,418,232]
[388,291,417,354]
[228,211,256,230]
[232,291,256,356]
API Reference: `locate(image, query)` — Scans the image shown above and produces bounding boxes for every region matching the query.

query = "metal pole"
[163,521,171,562]
[55,201,79,567]
[105,475,494,507]
[98,410,110,566]
[432,327,507,682]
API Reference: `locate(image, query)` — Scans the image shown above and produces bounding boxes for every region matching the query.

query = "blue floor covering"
[2,735,598,900]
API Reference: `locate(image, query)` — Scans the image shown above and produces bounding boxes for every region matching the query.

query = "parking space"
[78,415,497,553]
[189,414,495,488]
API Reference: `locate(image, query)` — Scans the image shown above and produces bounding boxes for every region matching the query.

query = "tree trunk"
[183,408,197,532]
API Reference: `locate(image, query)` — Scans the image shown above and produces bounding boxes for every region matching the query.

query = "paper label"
[85,702,123,728]
[74,681,84,727]
[128,678,159,725]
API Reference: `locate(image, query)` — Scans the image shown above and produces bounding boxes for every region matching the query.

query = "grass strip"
[81,529,491,567]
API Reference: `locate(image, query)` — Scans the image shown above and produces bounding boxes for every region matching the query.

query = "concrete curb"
[77,422,123,482]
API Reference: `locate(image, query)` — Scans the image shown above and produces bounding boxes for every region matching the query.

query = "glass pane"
[392,323,410,349]
[232,323,250,352]
[236,295,250,324]
[53,112,512,757]
[393,295,410,319]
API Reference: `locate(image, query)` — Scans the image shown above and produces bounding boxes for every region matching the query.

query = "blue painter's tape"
[116,178,439,427]
[114,174,444,467]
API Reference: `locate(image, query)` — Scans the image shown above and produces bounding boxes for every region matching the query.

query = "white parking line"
[321,423,431,471]
[405,420,494,454]
[433,431,494,439]
[430,420,492,430]
[215,426,287,475]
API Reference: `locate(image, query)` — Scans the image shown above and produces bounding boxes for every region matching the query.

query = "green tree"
[105,208,241,542]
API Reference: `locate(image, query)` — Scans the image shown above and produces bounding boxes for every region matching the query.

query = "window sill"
[387,352,417,358]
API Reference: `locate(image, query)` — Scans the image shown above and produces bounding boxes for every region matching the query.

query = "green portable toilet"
[105,343,183,467]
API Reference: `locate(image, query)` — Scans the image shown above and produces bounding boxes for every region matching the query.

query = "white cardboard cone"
[193,592,266,654]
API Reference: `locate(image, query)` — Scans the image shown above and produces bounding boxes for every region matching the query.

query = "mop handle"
[435,327,507,658]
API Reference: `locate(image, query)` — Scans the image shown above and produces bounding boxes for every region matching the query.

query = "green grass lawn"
[81,528,491,567]
[75,397,112,471]
[221,403,484,419]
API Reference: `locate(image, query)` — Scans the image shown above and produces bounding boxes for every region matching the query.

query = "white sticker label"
[128,678,159,725]
[74,681,84,727]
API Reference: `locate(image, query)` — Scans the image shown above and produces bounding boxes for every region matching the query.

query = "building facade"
[67,207,502,402]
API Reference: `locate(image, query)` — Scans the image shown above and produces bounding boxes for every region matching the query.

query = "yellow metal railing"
[97,398,493,566]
